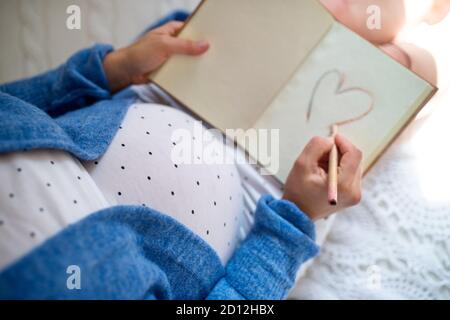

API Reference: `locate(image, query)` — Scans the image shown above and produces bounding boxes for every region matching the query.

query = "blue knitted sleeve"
[0,196,318,300]
[207,195,319,300]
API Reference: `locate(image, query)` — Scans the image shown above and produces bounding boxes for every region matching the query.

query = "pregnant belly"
[82,103,248,264]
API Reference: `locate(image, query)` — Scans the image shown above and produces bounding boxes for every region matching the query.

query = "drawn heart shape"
[306,69,374,127]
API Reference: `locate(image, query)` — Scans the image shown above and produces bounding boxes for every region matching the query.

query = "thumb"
[335,134,363,180]
[163,37,210,56]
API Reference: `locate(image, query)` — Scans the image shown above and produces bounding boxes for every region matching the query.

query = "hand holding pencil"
[283,132,363,221]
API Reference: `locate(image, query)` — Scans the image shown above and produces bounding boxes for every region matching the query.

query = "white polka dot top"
[0,150,110,270]
[83,103,250,264]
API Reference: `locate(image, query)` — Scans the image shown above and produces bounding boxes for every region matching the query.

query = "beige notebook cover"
[151,0,437,182]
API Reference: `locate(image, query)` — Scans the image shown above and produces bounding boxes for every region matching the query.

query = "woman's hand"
[283,134,363,221]
[103,21,209,93]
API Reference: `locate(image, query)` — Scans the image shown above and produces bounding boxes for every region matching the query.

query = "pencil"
[328,124,339,206]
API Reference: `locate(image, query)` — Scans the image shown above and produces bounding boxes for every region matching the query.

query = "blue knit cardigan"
[0,35,319,301]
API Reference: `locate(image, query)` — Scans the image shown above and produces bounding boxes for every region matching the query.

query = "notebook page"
[252,22,435,182]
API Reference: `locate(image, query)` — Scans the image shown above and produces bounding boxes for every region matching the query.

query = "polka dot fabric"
[83,103,249,264]
[0,150,109,269]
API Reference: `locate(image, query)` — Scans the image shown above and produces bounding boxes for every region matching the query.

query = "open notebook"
[151,0,437,182]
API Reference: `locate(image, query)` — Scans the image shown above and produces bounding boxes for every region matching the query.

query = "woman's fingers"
[301,136,334,170]
[145,22,210,57]
[335,134,363,199]
[162,37,210,56]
